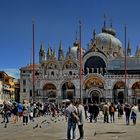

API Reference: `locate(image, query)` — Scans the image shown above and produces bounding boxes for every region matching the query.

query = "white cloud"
[0,69,20,79]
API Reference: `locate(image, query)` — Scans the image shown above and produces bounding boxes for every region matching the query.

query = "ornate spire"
[110,17,113,28]
[127,40,131,56]
[73,31,79,47]
[47,44,52,59]
[92,43,96,52]
[53,48,56,59]
[135,45,139,56]
[40,42,44,51]
[39,42,45,53]
[48,47,51,56]
[104,14,106,28]
[75,31,78,41]
[127,40,131,50]
[58,41,64,60]
[59,41,62,50]
[102,14,107,33]
[93,29,96,40]
[39,42,46,63]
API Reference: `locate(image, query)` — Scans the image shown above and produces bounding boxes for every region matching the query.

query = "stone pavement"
[0,113,140,140]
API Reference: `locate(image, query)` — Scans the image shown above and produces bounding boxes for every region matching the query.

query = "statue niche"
[47,62,56,69]
[63,61,77,69]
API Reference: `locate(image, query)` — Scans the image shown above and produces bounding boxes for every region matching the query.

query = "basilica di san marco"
[20,20,140,105]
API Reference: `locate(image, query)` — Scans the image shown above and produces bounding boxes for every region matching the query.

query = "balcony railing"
[43,74,79,80]
[104,74,140,79]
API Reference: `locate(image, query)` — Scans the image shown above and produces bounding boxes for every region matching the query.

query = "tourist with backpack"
[109,102,116,123]
[65,100,78,140]
[103,102,109,123]
[124,103,131,125]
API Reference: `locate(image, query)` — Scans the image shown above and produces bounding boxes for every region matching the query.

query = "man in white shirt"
[65,100,77,140]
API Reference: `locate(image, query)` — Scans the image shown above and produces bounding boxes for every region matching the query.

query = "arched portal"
[113,81,125,104]
[84,76,104,103]
[132,81,140,104]
[61,81,75,100]
[43,83,57,102]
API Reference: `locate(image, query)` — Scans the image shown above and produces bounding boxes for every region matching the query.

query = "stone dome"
[96,32,124,57]
[70,46,78,58]
[96,32,122,48]
[70,46,86,58]
[66,43,78,59]
[66,40,86,59]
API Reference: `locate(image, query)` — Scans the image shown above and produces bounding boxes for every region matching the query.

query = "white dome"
[96,32,123,57]
[96,33,122,48]
[70,46,78,58]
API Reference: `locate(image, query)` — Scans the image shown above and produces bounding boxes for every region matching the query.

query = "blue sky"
[0,0,140,69]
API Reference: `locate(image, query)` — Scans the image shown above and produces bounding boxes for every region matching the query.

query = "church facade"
[20,20,140,104]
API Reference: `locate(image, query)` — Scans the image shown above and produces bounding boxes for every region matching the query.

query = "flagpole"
[124,24,127,103]
[79,21,82,102]
[32,19,35,102]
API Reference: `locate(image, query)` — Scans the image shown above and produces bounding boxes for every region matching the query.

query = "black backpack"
[71,110,79,123]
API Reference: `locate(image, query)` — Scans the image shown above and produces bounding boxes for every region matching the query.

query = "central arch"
[84,76,105,103]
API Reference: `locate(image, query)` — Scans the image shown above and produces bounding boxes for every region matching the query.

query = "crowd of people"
[64,100,139,140]
[0,100,139,140]
[0,100,60,125]
[86,101,138,125]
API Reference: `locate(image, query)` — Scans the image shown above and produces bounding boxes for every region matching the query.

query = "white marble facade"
[20,22,140,104]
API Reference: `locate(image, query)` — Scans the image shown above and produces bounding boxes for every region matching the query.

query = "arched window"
[69,71,72,75]
[51,71,54,76]
[84,56,106,75]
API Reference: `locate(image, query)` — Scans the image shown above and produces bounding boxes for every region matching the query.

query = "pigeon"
[41,120,47,124]
[94,131,96,136]
[33,124,38,129]
[4,123,7,128]
[50,118,54,121]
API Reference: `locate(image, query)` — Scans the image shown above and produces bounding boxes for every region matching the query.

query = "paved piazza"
[0,113,140,140]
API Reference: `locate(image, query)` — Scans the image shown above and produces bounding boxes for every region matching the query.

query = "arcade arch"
[61,81,75,99]
[132,81,140,104]
[43,83,57,98]
[113,81,126,104]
